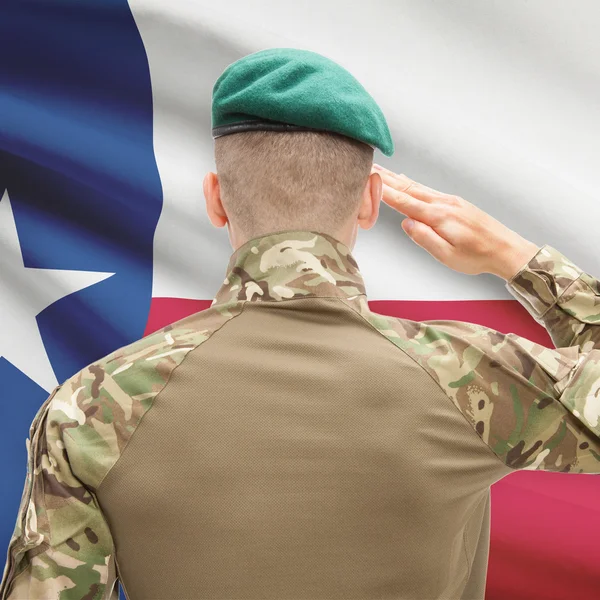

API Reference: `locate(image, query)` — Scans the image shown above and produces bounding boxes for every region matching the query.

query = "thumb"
[402,218,453,262]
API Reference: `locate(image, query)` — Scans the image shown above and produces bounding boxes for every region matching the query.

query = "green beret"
[211,48,394,156]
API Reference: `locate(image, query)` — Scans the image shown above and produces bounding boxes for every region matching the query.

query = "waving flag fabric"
[1,1,598,599]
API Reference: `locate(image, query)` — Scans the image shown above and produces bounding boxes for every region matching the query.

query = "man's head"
[203,129,382,250]
[205,47,393,251]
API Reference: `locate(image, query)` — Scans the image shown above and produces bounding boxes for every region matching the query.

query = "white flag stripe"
[129,0,600,301]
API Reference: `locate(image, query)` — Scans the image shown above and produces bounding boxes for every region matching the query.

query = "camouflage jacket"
[1,229,599,599]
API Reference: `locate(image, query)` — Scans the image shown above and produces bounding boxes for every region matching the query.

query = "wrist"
[492,239,541,282]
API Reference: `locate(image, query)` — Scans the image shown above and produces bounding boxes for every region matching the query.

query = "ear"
[357,171,382,231]
[203,172,228,228]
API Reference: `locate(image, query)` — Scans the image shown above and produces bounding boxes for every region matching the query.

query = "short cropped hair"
[214,130,374,242]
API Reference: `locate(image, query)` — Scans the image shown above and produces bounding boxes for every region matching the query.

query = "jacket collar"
[211,229,367,308]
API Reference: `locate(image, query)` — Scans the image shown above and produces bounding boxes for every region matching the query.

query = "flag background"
[1,1,599,598]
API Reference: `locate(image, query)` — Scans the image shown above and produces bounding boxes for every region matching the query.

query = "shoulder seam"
[339,298,517,473]
[95,302,248,492]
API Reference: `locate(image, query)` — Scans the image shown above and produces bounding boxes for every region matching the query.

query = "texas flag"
[1,1,598,599]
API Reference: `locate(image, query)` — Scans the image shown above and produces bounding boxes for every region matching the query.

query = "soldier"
[1,47,599,600]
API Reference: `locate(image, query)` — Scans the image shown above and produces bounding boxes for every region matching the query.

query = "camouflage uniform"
[1,229,599,600]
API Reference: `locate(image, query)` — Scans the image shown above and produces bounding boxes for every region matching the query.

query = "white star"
[0,190,115,391]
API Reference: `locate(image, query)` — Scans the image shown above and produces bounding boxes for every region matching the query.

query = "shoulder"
[44,302,244,488]
[343,299,585,469]
[349,298,571,384]
[342,295,492,357]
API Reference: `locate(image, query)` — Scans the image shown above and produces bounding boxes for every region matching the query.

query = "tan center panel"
[98,297,512,600]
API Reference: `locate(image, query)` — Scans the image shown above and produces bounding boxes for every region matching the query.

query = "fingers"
[373,164,416,192]
[402,219,455,262]
[372,164,465,271]
[373,164,444,202]
[381,183,437,223]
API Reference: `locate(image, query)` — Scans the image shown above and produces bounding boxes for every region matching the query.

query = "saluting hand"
[372,164,541,281]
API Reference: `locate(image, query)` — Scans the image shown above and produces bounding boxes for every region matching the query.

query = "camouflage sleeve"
[0,385,118,600]
[404,316,600,473]
[0,308,225,599]
[395,244,600,474]
[506,244,600,350]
